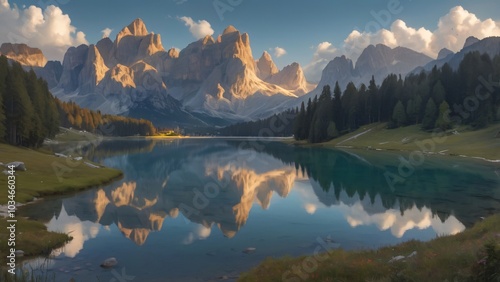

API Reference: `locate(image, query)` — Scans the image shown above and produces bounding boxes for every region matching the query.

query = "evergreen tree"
[422,98,437,130]
[0,56,7,141]
[367,76,378,123]
[294,101,306,140]
[431,80,446,105]
[332,81,343,132]
[435,101,451,130]
[309,85,332,143]
[4,63,35,145]
[392,100,407,127]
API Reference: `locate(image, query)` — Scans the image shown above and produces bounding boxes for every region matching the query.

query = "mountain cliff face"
[0,43,47,67]
[49,20,311,125]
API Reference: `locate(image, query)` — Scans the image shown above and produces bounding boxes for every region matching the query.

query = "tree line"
[56,99,156,137]
[294,51,500,143]
[0,55,157,148]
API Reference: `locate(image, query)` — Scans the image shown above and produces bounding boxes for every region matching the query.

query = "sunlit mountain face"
[19,139,500,281]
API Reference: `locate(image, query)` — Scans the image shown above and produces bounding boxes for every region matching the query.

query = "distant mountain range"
[1,19,499,128]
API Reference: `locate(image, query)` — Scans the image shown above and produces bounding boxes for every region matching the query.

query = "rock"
[0,162,4,167]
[6,162,26,171]
[388,255,405,263]
[0,43,47,67]
[55,153,67,158]
[407,251,417,258]
[84,162,100,168]
[15,250,24,257]
[73,157,83,161]
[100,257,118,268]
[256,51,278,80]
[2,170,10,176]
[242,247,256,254]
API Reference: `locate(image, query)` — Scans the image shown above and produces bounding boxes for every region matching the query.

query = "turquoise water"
[21,138,500,281]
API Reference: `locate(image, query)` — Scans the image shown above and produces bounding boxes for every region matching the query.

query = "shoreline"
[284,122,500,164]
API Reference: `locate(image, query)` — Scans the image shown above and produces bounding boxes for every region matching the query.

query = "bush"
[470,242,500,281]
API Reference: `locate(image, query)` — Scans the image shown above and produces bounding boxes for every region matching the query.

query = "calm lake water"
[20,138,500,281]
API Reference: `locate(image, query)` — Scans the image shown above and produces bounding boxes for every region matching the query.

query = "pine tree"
[392,100,407,127]
[422,98,437,130]
[367,76,378,123]
[431,80,446,105]
[4,63,35,145]
[435,101,451,130]
[332,81,343,132]
[0,56,7,142]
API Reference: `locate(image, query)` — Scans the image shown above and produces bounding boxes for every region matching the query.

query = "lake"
[20,138,500,281]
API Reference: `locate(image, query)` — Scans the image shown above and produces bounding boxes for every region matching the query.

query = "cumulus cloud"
[273,46,287,58]
[179,16,214,39]
[0,0,88,61]
[101,27,112,39]
[303,42,342,82]
[305,6,500,82]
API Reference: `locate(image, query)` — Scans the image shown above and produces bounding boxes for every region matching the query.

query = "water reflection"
[27,139,500,252]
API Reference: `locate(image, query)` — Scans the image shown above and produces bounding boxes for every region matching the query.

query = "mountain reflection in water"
[20,138,499,281]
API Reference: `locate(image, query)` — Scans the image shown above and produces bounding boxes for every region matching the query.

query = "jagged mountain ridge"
[47,19,312,126]
[415,36,500,73]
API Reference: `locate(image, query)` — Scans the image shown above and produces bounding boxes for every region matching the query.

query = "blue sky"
[2,0,500,81]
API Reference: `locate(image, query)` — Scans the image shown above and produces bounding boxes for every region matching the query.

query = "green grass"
[0,143,123,204]
[0,218,71,265]
[297,122,500,161]
[239,215,500,282]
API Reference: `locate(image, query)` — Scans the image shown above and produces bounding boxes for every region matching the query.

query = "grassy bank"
[239,215,500,281]
[0,218,71,265]
[0,142,122,271]
[0,143,123,204]
[292,122,500,161]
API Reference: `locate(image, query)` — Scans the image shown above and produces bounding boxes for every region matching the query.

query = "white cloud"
[305,6,500,82]
[179,16,214,39]
[0,0,88,61]
[273,46,287,58]
[101,27,112,39]
[303,41,342,82]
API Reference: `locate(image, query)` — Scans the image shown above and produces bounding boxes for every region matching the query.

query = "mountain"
[416,36,500,72]
[266,62,314,96]
[0,43,47,67]
[0,42,63,88]
[255,51,278,80]
[45,20,312,126]
[294,44,433,105]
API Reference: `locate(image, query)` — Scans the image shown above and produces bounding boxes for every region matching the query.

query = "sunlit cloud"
[101,27,112,38]
[273,46,287,58]
[179,16,214,39]
[0,0,88,61]
[305,6,500,81]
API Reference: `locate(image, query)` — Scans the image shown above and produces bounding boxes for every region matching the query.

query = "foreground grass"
[0,143,123,204]
[0,218,71,265]
[239,215,500,282]
[299,122,500,161]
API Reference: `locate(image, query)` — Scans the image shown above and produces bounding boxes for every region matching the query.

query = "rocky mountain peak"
[0,43,47,67]
[256,51,279,80]
[266,62,311,96]
[126,18,149,36]
[116,18,149,44]
[167,48,179,59]
[463,36,480,49]
[223,25,239,35]
[437,48,454,60]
